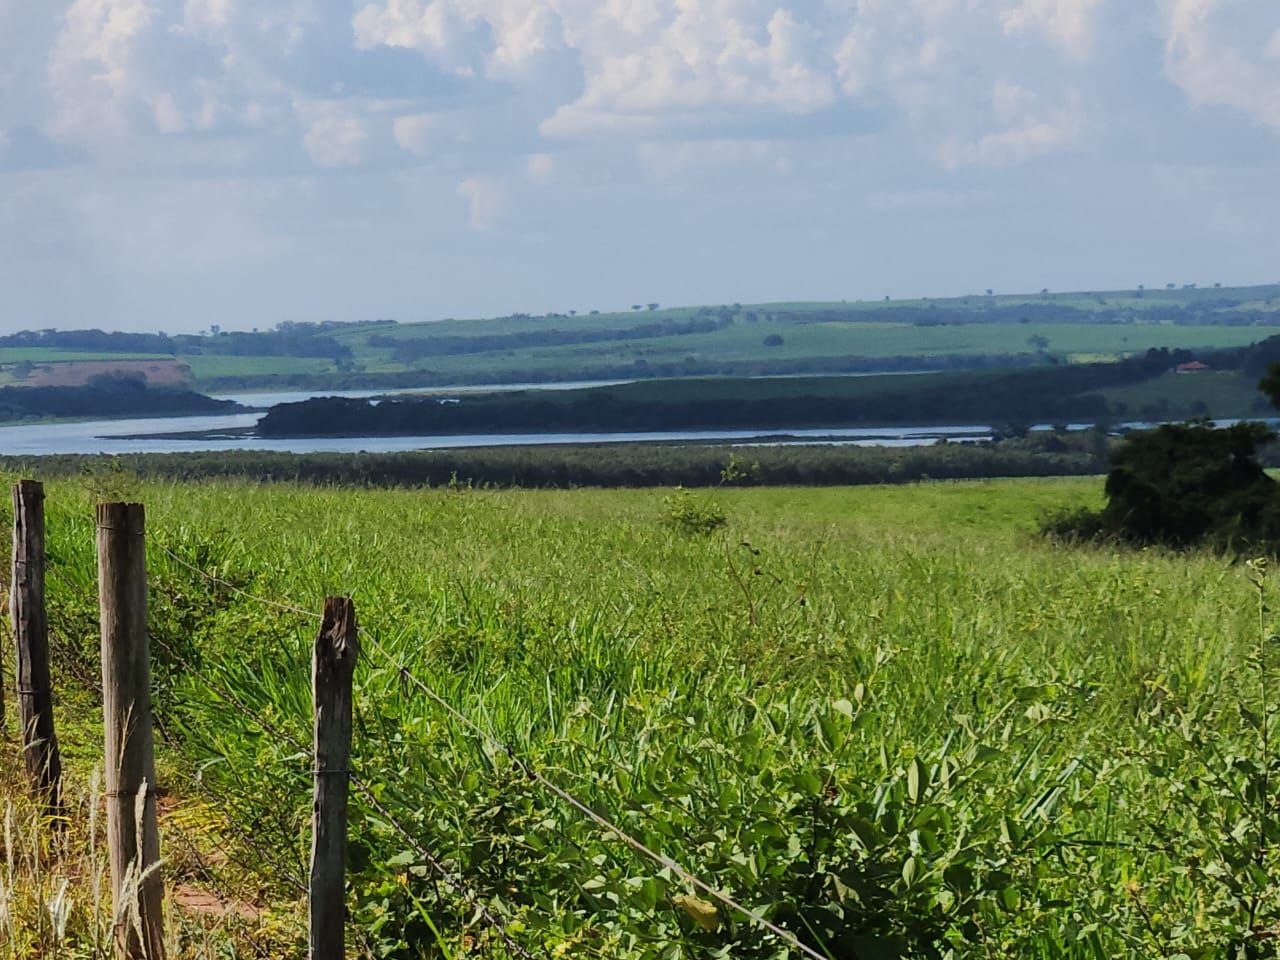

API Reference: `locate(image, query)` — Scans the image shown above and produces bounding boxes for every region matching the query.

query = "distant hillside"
[257,340,1280,438]
[0,375,239,423]
[3,282,1279,392]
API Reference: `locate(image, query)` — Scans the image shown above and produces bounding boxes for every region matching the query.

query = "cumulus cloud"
[939,82,1085,168]
[457,173,507,228]
[1001,0,1111,58]
[525,151,556,184]
[2,0,1279,332]
[300,102,370,167]
[636,138,792,181]
[25,0,1243,179]
[8,0,1276,184]
[392,110,478,161]
[1161,0,1280,131]
[353,0,486,74]
[540,4,836,138]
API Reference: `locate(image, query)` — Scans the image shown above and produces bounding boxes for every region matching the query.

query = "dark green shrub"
[661,486,727,535]
[1044,422,1280,554]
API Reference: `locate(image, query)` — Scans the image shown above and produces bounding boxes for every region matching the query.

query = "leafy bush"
[1044,422,1280,554]
[661,486,727,535]
[719,452,761,486]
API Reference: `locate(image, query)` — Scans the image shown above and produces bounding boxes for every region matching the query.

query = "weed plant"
[3,477,1279,957]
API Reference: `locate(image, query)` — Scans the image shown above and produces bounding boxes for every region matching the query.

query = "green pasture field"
[5,284,1277,392]
[1100,370,1275,419]
[8,474,1280,957]
[274,321,1268,392]
[301,285,1280,389]
[349,321,1264,368]
[334,308,709,341]
[178,354,338,379]
[345,283,1280,342]
[558,320,1239,361]
[0,348,171,363]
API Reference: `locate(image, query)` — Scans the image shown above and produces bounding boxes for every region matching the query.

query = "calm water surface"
[0,387,996,456]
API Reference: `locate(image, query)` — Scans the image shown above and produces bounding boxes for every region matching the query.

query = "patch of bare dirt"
[27,360,192,387]
[172,884,266,920]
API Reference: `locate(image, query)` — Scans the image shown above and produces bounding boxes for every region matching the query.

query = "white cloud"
[4,0,1280,334]
[46,0,308,149]
[26,0,1176,180]
[352,0,482,73]
[525,151,556,184]
[393,111,474,158]
[1160,0,1280,131]
[636,138,790,181]
[457,173,507,228]
[1001,0,1110,58]
[48,0,165,142]
[939,82,1084,168]
[300,102,369,167]
[541,3,837,138]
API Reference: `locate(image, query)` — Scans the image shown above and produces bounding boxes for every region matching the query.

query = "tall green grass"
[8,477,1280,957]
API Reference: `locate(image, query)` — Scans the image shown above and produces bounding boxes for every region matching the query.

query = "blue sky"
[1,0,1278,333]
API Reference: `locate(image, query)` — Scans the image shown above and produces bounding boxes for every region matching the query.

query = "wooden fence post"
[310,597,359,960]
[12,480,62,810]
[97,502,165,960]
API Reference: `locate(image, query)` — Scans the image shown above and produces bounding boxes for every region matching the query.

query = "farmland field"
[5,476,1280,957]
[177,354,338,379]
[330,320,1269,385]
[0,349,172,364]
[7,283,1280,393]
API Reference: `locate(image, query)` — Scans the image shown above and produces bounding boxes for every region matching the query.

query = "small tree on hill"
[1045,422,1280,553]
[1103,422,1280,549]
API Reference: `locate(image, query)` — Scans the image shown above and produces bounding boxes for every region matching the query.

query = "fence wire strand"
[359,628,829,960]
[350,774,543,960]
[154,541,542,959]
[156,539,829,960]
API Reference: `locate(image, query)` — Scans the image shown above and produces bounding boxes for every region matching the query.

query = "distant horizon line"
[5,278,1280,339]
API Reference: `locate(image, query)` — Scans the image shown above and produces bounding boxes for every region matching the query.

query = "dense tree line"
[256,349,1192,438]
[1212,333,1280,377]
[0,376,237,421]
[368,316,733,360]
[0,325,352,359]
[772,297,1280,328]
[0,435,1104,489]
[205,351,1046,392]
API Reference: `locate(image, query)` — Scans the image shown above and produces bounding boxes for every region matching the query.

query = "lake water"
[213,380,632,409]
[0,414,991,456]
[0,387,993,455]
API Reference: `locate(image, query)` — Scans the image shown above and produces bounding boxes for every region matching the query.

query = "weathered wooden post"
[97,502,165,960]
[310,597,358,960]
[12,480,62,810]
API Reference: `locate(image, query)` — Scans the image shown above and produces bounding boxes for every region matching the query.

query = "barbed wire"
[149,546,542,958]
[350,774,543,960]
[358,628,828,960]
[34,561,296,957]
[163,814,280,960]
[156,539,828,960]
[156,542,324,622]
[146,634,312,894]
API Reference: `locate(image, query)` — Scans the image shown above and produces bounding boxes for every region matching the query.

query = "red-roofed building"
[1176,361,1210,374]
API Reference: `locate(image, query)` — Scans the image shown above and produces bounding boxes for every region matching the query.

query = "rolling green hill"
[3,282,1279,392]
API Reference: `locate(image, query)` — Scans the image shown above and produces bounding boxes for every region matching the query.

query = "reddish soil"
[172,884,265,920]
[27,359,192,387]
